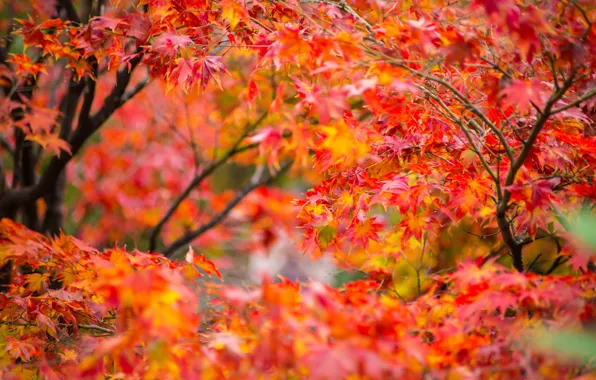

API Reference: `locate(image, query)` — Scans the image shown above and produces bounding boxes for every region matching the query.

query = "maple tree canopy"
[0,0,596,378]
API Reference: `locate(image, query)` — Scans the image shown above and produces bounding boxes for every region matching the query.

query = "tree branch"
[545,255,569,275]
[148,111,269,251]
[526,253,542,273]
[519,233,557,247]
[0,54,143,214]
[496,71,577,272]
[0,320,114,334]
[399,63,515,161]
[425,90,502,194]
[550,88,596,116]
[119,72,150,106]
[161,160,292,257]
[148,141,260,252]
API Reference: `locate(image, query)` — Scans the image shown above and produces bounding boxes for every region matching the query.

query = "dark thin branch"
[480,245,507,267]
[161,161,292,257]
[545,255,570,275]
[519,233,557,247]
[12,128,23,190]
[119,73,150,106]
[43,65,96,234]
[148,142,260,252]
[550,89,596,116]
[425,90,502,196]
[570,0,593,41]
[90,53,143,128]
[399,63,514,161]
[460,227,500,239]
[80,0,94,22]
[526,254,542,273]
[6,71,39,224]
[148,111,270,251]
[21,140,38,230]
[0,320,114,334]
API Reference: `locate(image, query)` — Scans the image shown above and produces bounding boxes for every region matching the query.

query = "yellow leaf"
[25,272,49,293]
[221,0,249,29]
[59,348,78,363]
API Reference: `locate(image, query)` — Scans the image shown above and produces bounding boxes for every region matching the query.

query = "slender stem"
[148,112,269,252]
[161,161,292,257]
[0,320,114,334]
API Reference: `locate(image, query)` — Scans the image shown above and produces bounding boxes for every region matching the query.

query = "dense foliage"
[1,0,595,378]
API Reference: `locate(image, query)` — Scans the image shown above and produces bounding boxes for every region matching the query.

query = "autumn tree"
[1,0,596,378]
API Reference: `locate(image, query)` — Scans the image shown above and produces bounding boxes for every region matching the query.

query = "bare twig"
[545,255,570,275]
[161,160,293,257]
[399,63,514,161]
[526,254,542,273]
[0,320,114,334]
[496,70,577,271]
[148,112,270,252]
[550,88,596,116]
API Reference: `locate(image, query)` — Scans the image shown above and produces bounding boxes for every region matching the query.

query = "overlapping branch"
[161,160,293,257]
[147,118,265,252]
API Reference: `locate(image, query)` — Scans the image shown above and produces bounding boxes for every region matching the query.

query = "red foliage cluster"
[0,219,595,379]
[1,0,596,378]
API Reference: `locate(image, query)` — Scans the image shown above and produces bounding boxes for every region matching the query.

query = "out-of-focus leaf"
[531,329,596,361]
[573,212,596,251]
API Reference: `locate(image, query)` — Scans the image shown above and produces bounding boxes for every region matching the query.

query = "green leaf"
[317,226,336,249]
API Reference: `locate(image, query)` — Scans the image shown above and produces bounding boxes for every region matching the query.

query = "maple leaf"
[25,272,50,293]
[399,211,430,242]
[245,79,261,104]
[570,183,596,200]
[7,54,47,77]
[269,82,287,113]
[26,133,72,157]
[59,348,78,363]
[440,31,483,65]
[35,311,58,338]
[186,246,223,280]
[501,79,544,113]
[346,211,384,248]
[266,23,312,69]
[248,127,284,170]
[381,175,409,194]
[90,16,130,32]
[506,178,560,213]
[198,55,228,90]
[167,57,195,93]
[291,76,347,124]
[5,338,37,362]
[406,17,437,52]
[221,0,250,29]
[123,12,151,42]
[152,32,193,56]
